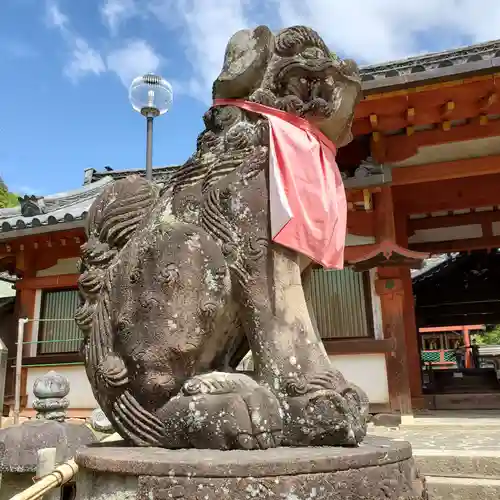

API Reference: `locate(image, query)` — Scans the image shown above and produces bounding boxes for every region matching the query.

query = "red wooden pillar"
[376,270,413,416]
[463,326,471,369]
[373,186,414,416]
[395,211,424,408]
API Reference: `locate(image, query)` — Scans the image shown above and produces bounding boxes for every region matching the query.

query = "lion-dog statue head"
[213,25,362,147]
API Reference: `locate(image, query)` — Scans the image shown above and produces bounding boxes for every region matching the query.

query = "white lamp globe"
[129,73,173,117]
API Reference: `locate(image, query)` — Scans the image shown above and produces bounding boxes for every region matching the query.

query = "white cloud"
[45,0,69,29]
[149,0,252,103]
[273,0,500,64]
[100,0,138,35]
[64,37,106,82]
[46,1,105,82]
[46,1,162,87]
[106,39,162,86]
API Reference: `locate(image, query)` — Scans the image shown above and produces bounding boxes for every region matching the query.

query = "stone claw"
[158,372,283,450]
[282,372,369,447]
[111,390,166,447]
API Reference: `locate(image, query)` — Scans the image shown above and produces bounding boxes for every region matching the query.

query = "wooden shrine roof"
[0,177,113,238]
[360,38,500,93]
[413,250,500,326]
[0,272,17,283]
[86,165,180,184]
[0,296,15,315]
[411,255,450,279]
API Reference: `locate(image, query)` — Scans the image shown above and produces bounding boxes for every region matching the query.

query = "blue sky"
[1,0,499,196]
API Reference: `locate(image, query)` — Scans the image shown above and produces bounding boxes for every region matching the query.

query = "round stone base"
[75,437,427,500]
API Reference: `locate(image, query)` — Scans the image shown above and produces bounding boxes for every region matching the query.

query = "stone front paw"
[282,372,368,447]
[158,372,283,450]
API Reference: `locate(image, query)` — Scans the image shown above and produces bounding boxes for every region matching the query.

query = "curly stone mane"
[75,178,164,444]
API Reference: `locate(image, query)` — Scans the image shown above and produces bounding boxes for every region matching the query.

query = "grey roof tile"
[0,177,114,234]
[88,165,180,184]
[411,253,462,281]
[360,39,500,89]
[0,271,17,282]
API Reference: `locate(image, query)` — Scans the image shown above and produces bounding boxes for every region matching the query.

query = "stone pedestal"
[0,472,34,500]
[75,437,427,500]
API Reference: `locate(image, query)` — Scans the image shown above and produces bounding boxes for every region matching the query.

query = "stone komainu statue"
[75,25,369,450]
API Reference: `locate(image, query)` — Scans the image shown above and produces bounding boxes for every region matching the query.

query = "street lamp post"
[129,73,173,182]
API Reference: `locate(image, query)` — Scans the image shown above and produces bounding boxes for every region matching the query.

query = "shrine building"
[2,39,500,418]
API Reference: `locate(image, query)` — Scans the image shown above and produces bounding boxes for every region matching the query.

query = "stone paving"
[369,425,500,451]
[368,414,500,498]
[368,411,500,451]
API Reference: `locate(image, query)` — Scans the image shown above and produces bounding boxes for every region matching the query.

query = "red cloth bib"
[213,99,347,269]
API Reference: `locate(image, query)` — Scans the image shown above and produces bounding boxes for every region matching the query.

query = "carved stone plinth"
[75,437,427,500]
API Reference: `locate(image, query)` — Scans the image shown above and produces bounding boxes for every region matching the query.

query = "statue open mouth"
[272,57,361,146]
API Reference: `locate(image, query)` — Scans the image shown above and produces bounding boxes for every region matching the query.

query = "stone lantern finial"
[32,371,70,422]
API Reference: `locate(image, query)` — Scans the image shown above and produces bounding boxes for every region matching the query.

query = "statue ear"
[213,25,274,99]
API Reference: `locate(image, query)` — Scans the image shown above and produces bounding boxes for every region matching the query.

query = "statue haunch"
[76,25,369,450]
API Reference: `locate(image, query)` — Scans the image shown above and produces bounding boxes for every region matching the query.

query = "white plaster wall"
[36,258,80,277]
[328,353,389,404]
[25,357,388,407]
[492,221,500,236]
[390,136,500,167]
[369,269,383,340]
[26,365,97,409]
[0,280,15,298]
[408,224,482,243]
[28,289,43,357]
[345,233,375,246]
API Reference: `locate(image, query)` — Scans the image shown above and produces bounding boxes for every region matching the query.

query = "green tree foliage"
[0,177,19,208]
[473,325,500,345]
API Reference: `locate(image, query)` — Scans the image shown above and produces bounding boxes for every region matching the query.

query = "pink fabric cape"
[213,99,347,270]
